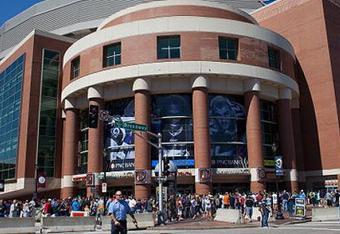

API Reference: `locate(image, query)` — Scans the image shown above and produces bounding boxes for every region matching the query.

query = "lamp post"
[272,142,284,219]
[103,149,110,213]
[33,164,38,200]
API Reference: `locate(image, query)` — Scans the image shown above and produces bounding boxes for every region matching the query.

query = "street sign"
[115,121,148,132]
[102,182,107,193]
[295,198,305,217]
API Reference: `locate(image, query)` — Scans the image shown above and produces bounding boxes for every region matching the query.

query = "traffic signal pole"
[99,110,165,223]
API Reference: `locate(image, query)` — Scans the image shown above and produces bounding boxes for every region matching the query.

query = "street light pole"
[158,133,163,215]
[34,164,38,200]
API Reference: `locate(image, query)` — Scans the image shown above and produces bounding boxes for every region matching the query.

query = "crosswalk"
[278,221,340,232]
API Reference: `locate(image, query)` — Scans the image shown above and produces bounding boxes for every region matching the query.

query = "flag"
[37,171,47,188]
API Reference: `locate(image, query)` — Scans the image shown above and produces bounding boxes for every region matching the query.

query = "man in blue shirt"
[108,191,137,234]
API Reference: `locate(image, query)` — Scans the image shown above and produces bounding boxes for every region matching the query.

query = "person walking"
[259,202,270,228]
[108,191,138,234]
[245,195,254,222]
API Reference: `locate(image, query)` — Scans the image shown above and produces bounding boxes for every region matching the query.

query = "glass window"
[36,49,60,176]
[209,95,246,168]
[261,100,279,166]
[103,42,121,67]
[268,47,281,70]
[78,110,89,174]
[0,54,25,180]
[70,56,80,79]
[219,37,238,60]
[157,35,181,59]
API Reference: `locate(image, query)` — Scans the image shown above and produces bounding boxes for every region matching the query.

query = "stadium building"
[0,0,338,199]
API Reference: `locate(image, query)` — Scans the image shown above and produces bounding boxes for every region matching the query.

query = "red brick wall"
[253,0,340,171]
[63,32,295,89]
[0,34,72,179]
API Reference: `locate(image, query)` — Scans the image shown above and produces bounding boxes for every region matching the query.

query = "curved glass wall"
[105,98,135,171]
[209,94,247,168]
[0,55,25,180]
[151,94,194,169]
[261,100,279,168]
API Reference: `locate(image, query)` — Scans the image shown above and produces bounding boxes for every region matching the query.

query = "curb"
[278,218,311,226]
[150,224,259,231]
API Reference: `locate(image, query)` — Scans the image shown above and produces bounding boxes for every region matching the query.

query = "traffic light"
[163,157,170,176]
[0,179,4,192]
[88,105,98,128]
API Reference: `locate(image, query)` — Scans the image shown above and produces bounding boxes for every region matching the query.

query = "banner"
[275,156,284,176]
[105,117,135,171]
[135,170,151,184]
[86,173,95,187]
[195,168,212,183]
[208,95,247,168]
[37,171,46,188]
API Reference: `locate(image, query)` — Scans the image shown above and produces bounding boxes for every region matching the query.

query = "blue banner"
[274,155,284,176]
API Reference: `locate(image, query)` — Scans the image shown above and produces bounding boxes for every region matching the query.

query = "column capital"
[88,86,104,100]
[279,88,292,100]
[133,78,150,92]
[64,98,77,110]
[243,79,261,93]
[192,76,209,89]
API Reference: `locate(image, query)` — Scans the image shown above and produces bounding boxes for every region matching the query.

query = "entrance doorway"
[212,183,249,194]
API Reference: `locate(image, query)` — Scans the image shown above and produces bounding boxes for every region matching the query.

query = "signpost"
[295,198,306,218]
[99,109,165,224]
[102,182,107,193]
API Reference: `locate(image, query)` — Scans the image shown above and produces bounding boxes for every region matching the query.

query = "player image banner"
[209,95,248,168]
[105,116,135,171]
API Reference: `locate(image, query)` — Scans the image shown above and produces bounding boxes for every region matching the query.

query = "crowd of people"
[1,189,340,227]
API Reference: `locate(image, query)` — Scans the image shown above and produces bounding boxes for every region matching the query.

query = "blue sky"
[0,0,42,26]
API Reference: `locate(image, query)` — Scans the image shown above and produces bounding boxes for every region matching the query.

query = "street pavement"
[64,221,340,234]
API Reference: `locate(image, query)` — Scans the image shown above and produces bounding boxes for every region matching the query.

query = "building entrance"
[212,183,249,194]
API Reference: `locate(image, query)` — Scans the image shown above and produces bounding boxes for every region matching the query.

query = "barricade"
[70,210,89,217]
[102,213,155,231]
[214,209,241,223]
[312,207,340,221]
[252,208,262,221]
[41,216,96,233]
[0,217,36,234]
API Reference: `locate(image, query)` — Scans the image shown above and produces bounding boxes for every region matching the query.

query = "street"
[130,222,340,233]
[66,221,340,234]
